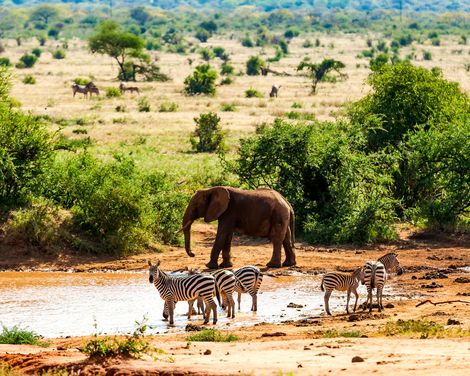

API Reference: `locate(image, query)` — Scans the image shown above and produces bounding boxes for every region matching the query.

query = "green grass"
[0,325,48,346]
[322,329,362,338]
[186,329,238,342]
[383,319,470,339]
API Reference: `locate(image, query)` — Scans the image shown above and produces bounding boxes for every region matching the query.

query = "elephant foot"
[219,260,233,268]
[206,261,219,269]
[282,259,296,267]
[266,261,282,268]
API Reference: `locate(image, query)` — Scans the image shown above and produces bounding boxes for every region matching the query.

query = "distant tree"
[297,58,346,94]
[88,20,145,81]
[198,20,217,33]
[246,56,266,76]
[195,28,210,43]
[30,5,58,25]
[184,64,217,96]
[130,7,151,25]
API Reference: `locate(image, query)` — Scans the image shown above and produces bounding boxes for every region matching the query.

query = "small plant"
[158,102,178,112]
[221,62,234,76]
[423,50,432,61]
[31,48,42,57]
[184,64,217,96]
[291,102,302,109]
[52,49,66,59]
[245,87,263,98]
[430,37,440,46]
[113,117,128,124]
[220,102,237,112]
[322,329,362,338]
[72,128,88,134]
[286,111,316,121]
[74,77,92,86]
[246,56,266,76]
[241,35,254,47]
[106,87,122,98]
[0,325,48,346]
[22,74,36,85]
[0,57,12,67]
[115,104,126,112]
[186,329,238,342]
[16,53,38,68]
[138,96,151,112]
[303,39,313,48]
[220,76,233,85]
[190,112,226,153]
[199,47,215,61]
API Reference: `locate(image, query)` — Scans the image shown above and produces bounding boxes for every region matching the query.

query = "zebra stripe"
[320,268,364,315]
[211,269,236,318]
[234,266,263,312]
[148,261,217,325]
[363,261,387,312]
[378,252,403,275]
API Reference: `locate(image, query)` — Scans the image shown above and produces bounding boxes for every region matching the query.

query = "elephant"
[180,186,296,269]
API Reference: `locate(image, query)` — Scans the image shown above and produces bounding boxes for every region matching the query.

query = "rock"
[352,356,365,363]
[385,303,395,309]
[203,349,211,355]
[454,277,470,284]
[421,281,443,288]
[447,318,461,325]
[287,302,304,308]
[411,275,417,280]
[419,271,448,280]
[261,332,287,337]
[185,324,201,332]
[431,311,449,316]
[457,292,470,296]
[304,346,311,350]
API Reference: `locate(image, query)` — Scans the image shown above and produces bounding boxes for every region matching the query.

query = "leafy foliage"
[246,56,266,76]
[190,112,226,153]
[297,58,346,94]
[0,325,47,346]
[16,53,38,68]
[184,64,217,96]
[186,329,238,342]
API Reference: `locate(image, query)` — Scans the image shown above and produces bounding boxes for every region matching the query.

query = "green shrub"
[186,329,238,342]
[106,87,122,98]
[221,62,234,76]
[285,111,316,121]
[220,76,233,85]
[370,53,390,71]
[241,35,254,47]
[31,48,42,57]
[423,50,432,60]
[199,47,215,61]
[212,46,226,58]
[115,104,126,112]
[245,87,263,98]
[0,325,47,346]
[52,49,66,59]
[16,53,38,68]
[74,77,92,86]
[195,28,210,42]
[0,57,12,67]
[190,112,226,153]
[22,74,36,84]
[158,102,178,112]
[221,102,237,112]
[184,64,217,96]
[284,28,300,39]
[138,96,151,112]
[383,319,447,338]
[229,119,397,243]
[323,329,362,338]
[291,102,302,109]
[430,37,440,46]
[246,56,266,76]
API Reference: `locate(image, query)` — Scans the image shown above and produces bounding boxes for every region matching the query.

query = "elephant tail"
[289,206,295,248]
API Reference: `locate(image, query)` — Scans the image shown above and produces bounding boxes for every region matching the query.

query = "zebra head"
[148,260,161,284]
[353,267,365,285]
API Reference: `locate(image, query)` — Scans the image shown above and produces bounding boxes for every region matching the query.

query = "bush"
[241,35,254,47]
[0,325,47,346]
[220,102,237,112]
[16,53,38,68]
[246,56,266,76]
[186,329,238,342]
[370,53,390,71]
[195,28,210,42]
[229,119,397,244]
[284,28,300,39]
[423,50,432,60]
[212,46,225,58]
[430,37,440,46]
[158,102,178,112]
[245,87,263,98]
[190,112,226,153]
[22,74,36,84]
[31,48,42,57]
[0,57,12,67]
[184,64,217,96]
[74,77,92,86]
[52,49,66,59]
[138,96,151,112]
[106,87,122,98]
[221,62,234,76]
[199,47,215,61]
[220,76,233,85]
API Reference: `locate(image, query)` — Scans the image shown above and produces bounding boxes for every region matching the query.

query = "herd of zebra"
[71,82,139,98]
[147,252,402,326]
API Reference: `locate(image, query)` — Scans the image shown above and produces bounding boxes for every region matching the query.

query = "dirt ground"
[1,224,470,375]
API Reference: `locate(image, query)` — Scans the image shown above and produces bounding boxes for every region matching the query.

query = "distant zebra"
[378,252,403,275]
[269,85,281,97]
[320,268,364,315]
[234,266,263,312]
[72,84,89,98]
[148,260,217,325]
[363,261,387,312]
[119,82,140,94]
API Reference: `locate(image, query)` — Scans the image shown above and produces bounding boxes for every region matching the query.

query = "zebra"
[269,84,281,98]
[378,252,403,275]
[363,261,387,312]
[233,266,263,312]
[72,84,89,98]
[148,260,217,325]
[320,268,364,315]
[86,82,100,97]
[119,82,140,94]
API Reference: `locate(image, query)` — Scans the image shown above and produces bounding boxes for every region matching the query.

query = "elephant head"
[181,186,230,258]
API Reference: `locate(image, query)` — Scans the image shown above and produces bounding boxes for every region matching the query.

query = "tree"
[130,7,151,25]
[246,56,266,76]
[190,112,226,153]
[297,58,346,94]
[88,20,145,81]
[30,5,58,25]
[184,64,217,96]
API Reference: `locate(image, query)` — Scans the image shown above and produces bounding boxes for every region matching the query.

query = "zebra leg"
[167,300,175,325]
[378,286,383,311]
[197,296,205,315]
[324,290,332,315]
[346,289,351,314]
[187,300,194,320]
[353,288,359,312]
[228,293,235,318]
[162,301,169,321]
[237,291,242,310]
[249,289,258,312]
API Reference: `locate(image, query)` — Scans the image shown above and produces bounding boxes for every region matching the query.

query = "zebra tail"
[370,267,376,289]
[214,284,222,307]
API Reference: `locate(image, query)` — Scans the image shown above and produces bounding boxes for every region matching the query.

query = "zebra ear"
[156,260,161,267]
[147,260,152,266]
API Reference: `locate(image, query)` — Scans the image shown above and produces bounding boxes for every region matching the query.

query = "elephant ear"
[204,187,230,223]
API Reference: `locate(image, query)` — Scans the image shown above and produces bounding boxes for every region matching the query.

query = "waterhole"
[0,271,407,338]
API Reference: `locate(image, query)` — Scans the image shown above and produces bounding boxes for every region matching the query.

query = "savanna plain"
[1,25,470,376]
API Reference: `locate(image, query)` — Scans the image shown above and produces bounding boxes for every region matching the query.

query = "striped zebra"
[378,252,403,275]
[148,260,217,325]
[363,261,387,312]
[233,266,263,312]
[320,268,364,315]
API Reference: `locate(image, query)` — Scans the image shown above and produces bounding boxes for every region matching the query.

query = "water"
[0,271,402,338]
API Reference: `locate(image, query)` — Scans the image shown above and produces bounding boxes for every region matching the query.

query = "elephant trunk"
[182,208,195,257]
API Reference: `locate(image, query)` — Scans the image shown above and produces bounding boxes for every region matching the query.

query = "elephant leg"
[219,233,233,268]
[282,228,296,267]
[207,224,232,269]
[267,223,287,268]
[266,240,283,268]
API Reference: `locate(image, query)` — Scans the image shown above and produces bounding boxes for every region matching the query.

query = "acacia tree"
[88,20,145,81]
[30,5,59,25]
[297,58,346,94]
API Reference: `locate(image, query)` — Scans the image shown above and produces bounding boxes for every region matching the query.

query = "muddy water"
[0,271,402,338]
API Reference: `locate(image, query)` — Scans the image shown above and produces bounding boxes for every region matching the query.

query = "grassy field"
[4,33,470,183]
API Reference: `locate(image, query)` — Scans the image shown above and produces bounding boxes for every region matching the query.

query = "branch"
[415,299,470,307]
